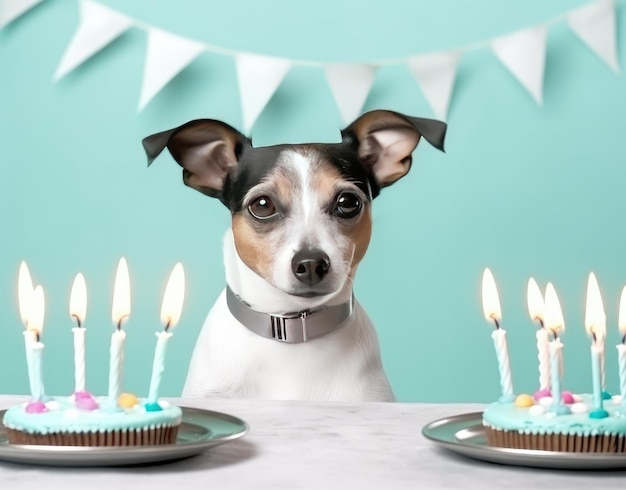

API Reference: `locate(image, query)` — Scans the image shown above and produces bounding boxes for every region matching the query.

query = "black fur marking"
[221,143,378,211]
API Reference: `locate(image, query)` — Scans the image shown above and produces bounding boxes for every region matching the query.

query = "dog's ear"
[342,110,446,189]
[142,120,247,198]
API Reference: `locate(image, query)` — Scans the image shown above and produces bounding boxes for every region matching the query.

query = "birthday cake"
[480,270,626,453]
[482,393,626,452]
[2,259,185,446]
[2,393,182,446]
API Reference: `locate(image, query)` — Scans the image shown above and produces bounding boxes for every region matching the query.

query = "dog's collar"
[226,286,354,343]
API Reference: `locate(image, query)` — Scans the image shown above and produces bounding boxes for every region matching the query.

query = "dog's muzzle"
[226,286,354,343]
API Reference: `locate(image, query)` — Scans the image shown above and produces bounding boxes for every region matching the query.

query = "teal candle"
[30,341,46,401]
[591,344,605,410]
[23,331,37,398]
[147,330,173,404]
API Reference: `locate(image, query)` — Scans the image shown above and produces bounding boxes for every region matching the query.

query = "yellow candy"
[515,394,534,408]
[118,392,138,409]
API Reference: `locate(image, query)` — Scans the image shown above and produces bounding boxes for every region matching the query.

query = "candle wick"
[622,334,626,345]
[164,319,171,333]
[492,317,500,330]
[591,329,597,344]
[35,331,40,343]
[116,314,129,331]
[538,318,545,330]
[72,314,82,329]
[551,328,559,341]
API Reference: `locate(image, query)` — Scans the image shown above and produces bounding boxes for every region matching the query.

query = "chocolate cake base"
[5,425,179,446]
[484,426,626,453]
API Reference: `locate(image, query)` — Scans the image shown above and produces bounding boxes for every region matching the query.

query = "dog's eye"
[248,196,278,220]
[333,192,362,219]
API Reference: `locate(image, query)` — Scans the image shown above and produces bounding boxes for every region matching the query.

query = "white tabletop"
[1,395,626,489]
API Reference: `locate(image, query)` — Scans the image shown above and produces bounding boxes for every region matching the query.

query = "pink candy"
[74,391,99,411]
[25,401,48,414]
[533,388,551,401]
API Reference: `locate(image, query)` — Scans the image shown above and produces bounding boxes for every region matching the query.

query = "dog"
[143,110,446,401]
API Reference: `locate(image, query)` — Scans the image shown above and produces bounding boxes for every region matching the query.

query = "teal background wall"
[1,0,625,403]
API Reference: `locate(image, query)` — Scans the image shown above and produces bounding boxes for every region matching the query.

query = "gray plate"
[0,407,248,467]
[422,411,626,470]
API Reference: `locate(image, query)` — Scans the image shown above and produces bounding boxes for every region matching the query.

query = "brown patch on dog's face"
[231,147,373,298]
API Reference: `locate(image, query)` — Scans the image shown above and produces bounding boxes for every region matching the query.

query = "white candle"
[618,286,626,406]
[617,344,626,402]
[543,282,570,415]
[527,277,550,390]
[109,258,130,408]
[147,263,185,405]
[18,261,35,391]
[70,273,87,393]
[481,268,514,402]
[72,327,86,393]
[535,329,550,390]
[108,329,126,403]
[548,338,567,413]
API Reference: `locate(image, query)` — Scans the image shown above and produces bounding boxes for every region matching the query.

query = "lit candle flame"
[69,273,87,327]
[481,268,501,323]
[111,257,131,329]
[619,286,626,341]
[584,272,606,343]
[160,263,185,330]
[18,261,34,326]
[544,282,564,338]
[27,285,45,339]
[527,277,544,325]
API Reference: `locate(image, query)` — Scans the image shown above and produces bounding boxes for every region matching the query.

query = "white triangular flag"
[567,0,619,72]
[325,64,376,124]
[138,28,205,111]
[235,53,291,133]
[408,51,461,120]
[0,0,42,27]
[491,25,547,105]
[54,0,133,81]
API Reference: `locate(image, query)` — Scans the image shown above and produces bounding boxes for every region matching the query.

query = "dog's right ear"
[142,120,248,199]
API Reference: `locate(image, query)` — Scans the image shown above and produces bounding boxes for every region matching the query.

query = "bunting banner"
[54,0,133,81]
[2,0,622,130]
[325,64,377,124]
[138,28,205,111]
[235,53,292,133]
[567,0,619,72]
[408,51,461,120]
[0,0,42,27]
[491,25,548,105]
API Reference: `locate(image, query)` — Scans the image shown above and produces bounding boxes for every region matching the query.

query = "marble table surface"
[1,395,626,489]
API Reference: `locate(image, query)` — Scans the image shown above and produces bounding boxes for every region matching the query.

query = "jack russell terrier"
[143,110,446,401]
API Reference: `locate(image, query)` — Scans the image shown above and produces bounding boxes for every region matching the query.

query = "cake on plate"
[2,393,182,446]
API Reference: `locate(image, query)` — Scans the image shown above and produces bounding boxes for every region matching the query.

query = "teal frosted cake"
[483,393,626,452]
[2,393,182,446]
[2,392,182,446]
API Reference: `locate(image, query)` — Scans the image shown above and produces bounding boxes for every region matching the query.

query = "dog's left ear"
[342,110,446,189]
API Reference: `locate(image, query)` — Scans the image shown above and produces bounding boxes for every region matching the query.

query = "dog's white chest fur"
[182,231,394,402]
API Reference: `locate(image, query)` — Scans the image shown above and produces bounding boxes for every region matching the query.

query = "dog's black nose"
[291,249,331,285]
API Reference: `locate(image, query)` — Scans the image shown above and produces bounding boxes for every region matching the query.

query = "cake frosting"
[3,395,182,436]
[483,394,626,437]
